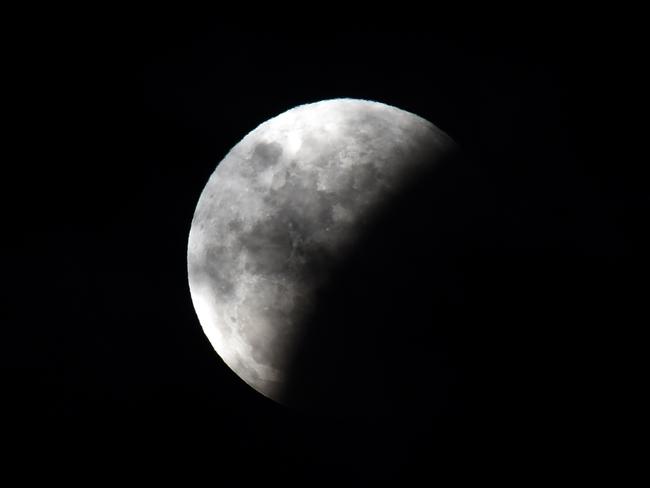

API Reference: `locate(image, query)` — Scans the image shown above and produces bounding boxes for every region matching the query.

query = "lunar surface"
[187,98,455,404]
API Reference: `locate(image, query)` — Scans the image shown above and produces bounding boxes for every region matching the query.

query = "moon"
[187,98,455,405]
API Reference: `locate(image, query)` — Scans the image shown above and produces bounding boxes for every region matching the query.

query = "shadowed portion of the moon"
[281,141,602,433]
[281,148,466,415]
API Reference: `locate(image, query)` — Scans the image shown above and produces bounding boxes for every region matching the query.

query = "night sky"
[5,16,642,483]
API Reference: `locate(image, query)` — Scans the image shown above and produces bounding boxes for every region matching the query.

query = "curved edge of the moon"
[187,249,288,403]
[224,97,458,165]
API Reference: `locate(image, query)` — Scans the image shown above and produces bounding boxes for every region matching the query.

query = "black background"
[4,14,644,483]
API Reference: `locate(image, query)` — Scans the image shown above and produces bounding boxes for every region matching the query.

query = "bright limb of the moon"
[187,98,455,404]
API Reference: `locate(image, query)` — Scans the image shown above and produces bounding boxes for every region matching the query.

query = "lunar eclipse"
[188,99,455,405]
